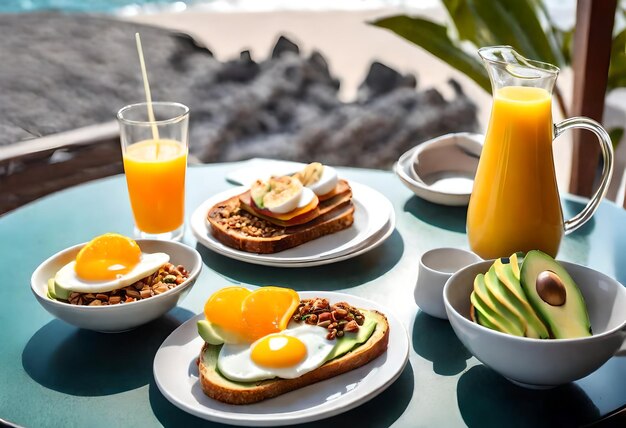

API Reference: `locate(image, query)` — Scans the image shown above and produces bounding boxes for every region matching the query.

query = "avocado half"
[520,250,592,339]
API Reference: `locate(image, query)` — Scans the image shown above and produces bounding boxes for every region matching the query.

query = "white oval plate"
[153,291,409,426]
[190,181,395,267]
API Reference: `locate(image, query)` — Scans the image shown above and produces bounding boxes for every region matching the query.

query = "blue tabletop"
[1,161,625,427]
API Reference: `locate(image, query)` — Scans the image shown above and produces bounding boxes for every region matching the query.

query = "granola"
[292,297,365,340]
[63,263,189,306]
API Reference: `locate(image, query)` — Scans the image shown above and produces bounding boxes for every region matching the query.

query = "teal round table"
[1,161,625,427]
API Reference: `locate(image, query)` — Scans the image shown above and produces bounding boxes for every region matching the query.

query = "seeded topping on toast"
[206,180,354,254]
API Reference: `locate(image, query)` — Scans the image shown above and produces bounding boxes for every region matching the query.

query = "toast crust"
[206,181,355,254]
[198,309,390,405]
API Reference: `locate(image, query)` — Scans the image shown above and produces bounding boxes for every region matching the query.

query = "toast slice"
[198,309,390,404]
[206,182,355,254]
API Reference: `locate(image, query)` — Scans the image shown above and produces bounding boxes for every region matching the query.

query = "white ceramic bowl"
[394,132,482,206]
[31,239,202,332]
[444,260,626,388]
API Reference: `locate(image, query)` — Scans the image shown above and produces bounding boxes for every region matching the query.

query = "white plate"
[153,291,410,426]
[250,217,396,268]
[225,159,305,187]
[190,181,395,267]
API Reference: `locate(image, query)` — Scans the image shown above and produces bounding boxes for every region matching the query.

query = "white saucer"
[190,181,395,267]
[153,291,410,426]
[394,133,483,206]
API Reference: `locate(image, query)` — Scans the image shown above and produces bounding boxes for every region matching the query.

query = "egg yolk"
[251,334,307,368]
[241,286,300,340]
[204,286,252,341]
[203,286,300,342]
[74,233,141,281]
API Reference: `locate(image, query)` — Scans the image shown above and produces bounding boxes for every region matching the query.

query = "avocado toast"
[196,288,390,405]
[198,309,389,404]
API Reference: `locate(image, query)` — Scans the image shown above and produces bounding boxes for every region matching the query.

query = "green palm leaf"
[371,15,491,92]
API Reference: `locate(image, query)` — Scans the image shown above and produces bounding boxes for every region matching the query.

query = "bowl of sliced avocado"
[444,250,626,388]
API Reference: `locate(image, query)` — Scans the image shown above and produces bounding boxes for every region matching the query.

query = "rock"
[216,50,260,83]
[357,61,417,102]
[0,13,479,172]
[0,12,220,148]
[271,35,300,58]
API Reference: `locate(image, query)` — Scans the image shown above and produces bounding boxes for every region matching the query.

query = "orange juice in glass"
[467,46,614,259]
[117,102,189,241]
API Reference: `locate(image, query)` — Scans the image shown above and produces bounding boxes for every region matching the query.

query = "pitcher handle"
[554,117,614,234]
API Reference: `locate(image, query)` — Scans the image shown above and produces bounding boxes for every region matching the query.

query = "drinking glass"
[117,102,189,241]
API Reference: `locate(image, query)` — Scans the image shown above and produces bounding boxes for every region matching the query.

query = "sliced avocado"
[473,303,500,332]
[53,280,72,301]
[47,278,57,300]
[520,250,592,339]
[469,303,477,322]
[474,273,525,336]
[484,266,529,336]
[324,313,377,361]
[472,275,524,336]
[493,261,550,339]
[470,290,507,334]
[197,320,226,345]
[510,252,523,280]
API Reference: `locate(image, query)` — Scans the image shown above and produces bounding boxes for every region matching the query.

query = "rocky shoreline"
[0,12,478,170]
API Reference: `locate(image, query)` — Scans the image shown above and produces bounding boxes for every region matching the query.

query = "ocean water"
[0,0,577,31]
[0,0,202,13]
[0,0,439,14]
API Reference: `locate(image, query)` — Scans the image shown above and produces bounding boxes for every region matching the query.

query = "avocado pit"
[536,270,566,306]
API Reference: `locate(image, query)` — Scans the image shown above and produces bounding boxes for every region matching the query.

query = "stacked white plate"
[191,181,396,267]
[191,181,395,267]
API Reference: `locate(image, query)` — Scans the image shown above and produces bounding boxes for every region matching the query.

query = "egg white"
[267,187,316,214]
[217,323,336,382]
[306,165,338,196]
[54,252,170,293]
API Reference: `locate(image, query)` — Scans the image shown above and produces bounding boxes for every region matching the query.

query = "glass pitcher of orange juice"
[467,46,614,259]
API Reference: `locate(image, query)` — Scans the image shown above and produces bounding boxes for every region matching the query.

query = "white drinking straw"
[135,32,160,155]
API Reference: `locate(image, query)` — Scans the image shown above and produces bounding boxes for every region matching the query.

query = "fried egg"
[54,233,169,293]
[217,323,336,382]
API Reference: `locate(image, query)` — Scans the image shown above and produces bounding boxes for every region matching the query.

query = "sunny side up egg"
[54,233,170,293]
[217,322,336,382]
[55,252,169,293]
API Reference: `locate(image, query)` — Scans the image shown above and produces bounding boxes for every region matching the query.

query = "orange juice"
[467,86,563,259]
[123,139,187,234]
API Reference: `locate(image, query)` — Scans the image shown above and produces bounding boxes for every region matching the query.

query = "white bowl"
[31,239,202,332]
[394,132,482,206]
[444,260,626,388]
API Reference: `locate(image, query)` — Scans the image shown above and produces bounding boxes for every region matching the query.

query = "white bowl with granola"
[31,236,202,332]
